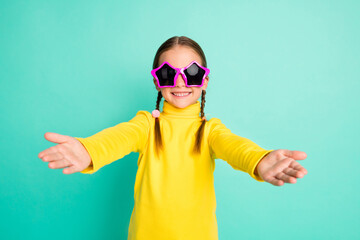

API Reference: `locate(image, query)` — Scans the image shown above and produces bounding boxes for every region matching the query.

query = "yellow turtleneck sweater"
[75,100,274,240]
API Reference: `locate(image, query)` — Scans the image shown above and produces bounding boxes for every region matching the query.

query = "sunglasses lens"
[184,63,206,86]
[155,63,176,87]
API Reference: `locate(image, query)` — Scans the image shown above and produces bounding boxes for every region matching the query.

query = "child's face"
[153,45,209,109]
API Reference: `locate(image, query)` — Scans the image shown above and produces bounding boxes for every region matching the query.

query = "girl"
[38,36,308,240]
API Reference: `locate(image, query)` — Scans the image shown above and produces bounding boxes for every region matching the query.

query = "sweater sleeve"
[208,118,274,182]
[74,111,151,174]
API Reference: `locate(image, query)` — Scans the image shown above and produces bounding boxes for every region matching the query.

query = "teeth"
[172,92,190,96]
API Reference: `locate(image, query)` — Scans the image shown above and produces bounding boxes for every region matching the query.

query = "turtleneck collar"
[161,100,201,119]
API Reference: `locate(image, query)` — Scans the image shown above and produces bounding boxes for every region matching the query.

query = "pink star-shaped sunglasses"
[151,60,210,88]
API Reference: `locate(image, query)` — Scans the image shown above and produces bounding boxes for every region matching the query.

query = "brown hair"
[152,36,209,155]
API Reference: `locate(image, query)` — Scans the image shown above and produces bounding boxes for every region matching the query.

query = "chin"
[172,102,190,109]
[162,90,200,108]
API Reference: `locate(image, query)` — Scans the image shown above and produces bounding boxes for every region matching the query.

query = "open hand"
[38,132,92,174]
[255,149,308,186]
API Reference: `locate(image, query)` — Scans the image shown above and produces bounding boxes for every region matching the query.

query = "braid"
[156,91,162,111]
[193,90,207,154]
[200,89,206,119]
[154,91,163,156]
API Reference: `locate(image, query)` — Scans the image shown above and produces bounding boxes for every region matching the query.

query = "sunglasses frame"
[151,60,210,88]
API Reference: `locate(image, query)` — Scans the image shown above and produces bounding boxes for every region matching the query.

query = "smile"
[172,92,191,97]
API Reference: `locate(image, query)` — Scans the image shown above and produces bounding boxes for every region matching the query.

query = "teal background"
[1,0,359,239]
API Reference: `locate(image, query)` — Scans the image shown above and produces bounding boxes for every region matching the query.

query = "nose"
[175,73,186,87]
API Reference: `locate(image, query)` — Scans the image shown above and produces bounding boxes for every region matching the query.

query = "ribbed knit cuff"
[249,149,275,182]
[74,137,97,174]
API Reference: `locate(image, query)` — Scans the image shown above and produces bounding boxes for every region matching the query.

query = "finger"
[263,174,285,186]
[290,161,308,175]
[48,159,72,169]
[43,132,72,144]
[38,145,59,159]
[275,172,297,184]
[41,152,64,162]
[268,176,284,186]
[63,165,78,174]
[282,150,307,160]
[283,167,305,178]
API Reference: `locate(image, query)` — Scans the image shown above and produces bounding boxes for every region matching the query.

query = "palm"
[38,132,92,174]
[256,150,308,186]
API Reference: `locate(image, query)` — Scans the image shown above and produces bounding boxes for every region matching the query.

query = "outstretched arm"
[254,149,308,186]
[38,111,151,175]
[208,118,274,181]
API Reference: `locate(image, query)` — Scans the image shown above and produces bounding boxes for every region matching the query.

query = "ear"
[201,76,209,91]
[153,78,160,92]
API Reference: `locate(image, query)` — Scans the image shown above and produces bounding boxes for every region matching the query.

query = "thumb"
[44,132,72,144]
[282,149,308,160]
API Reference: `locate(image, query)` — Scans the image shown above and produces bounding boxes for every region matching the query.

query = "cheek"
[192,88,202,98]
[161,88,171,97]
